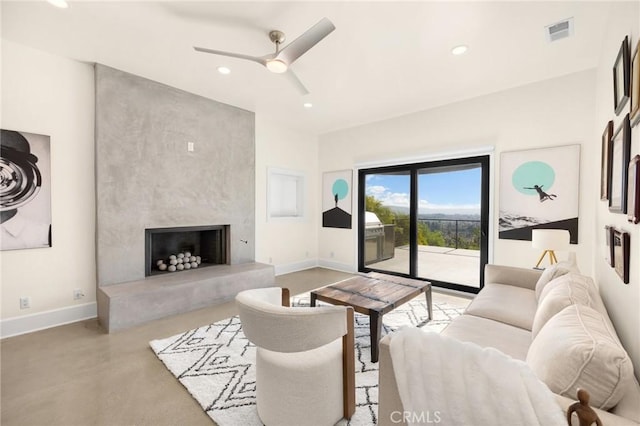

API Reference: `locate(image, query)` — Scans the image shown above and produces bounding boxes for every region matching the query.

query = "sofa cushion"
[442,314,531,361]
[535,261,580,300]
[526,304,633,410]
[464,283,537,331]
[538,273,597,303]
[532,274,595,338]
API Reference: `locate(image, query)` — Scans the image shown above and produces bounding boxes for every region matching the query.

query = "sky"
[365,167,481,215]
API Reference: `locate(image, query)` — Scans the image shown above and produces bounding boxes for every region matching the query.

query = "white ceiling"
[1,1,612,135]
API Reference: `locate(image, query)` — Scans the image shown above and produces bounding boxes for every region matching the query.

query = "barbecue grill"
[364,212,395,265]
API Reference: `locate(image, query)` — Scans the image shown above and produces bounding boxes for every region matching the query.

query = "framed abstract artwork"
[628,155,640,224]
[612,228,630,284]
[0,129,52,250]
[499,144,580,243]
[322,169,352,229]
[600,120,614,200]
[609,114,631,214]
[613,36,630,115]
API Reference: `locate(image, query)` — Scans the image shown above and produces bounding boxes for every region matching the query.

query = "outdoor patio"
[368,245,481,288]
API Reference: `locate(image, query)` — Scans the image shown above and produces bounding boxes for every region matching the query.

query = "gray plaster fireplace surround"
[94,65,274,332]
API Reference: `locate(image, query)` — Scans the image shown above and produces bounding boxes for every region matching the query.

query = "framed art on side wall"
[631,40,640,126]
[604,225,614,267]
[613,36,630,115]
[612,228,630,284]
[600,120,614,200]
[628,155,640,224]
[609,114,631,214]
[0,129,52,250]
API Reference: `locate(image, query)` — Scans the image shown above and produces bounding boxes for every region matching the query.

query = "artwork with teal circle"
[512,161,558,202]
[332,178,349,207]
[323,171,352,229]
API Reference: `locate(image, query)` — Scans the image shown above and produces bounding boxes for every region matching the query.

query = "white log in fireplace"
[145,225,229,276]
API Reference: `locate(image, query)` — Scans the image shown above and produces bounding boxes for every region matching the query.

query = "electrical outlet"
[73,289,85,300]
[330,251,335,258]
[20,297,30,309]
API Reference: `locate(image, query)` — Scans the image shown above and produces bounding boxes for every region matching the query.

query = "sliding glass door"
[358,156,489,293]
[362,170,411,276]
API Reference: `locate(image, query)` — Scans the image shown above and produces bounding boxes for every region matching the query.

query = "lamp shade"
[531,229,570,251]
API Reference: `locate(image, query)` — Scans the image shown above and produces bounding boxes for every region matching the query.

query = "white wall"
[319,70,597,273]
[593,1,640,376]
[0,40,96,336]
[255,115,319,275]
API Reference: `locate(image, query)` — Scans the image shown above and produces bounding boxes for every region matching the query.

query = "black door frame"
[358,155,490,294]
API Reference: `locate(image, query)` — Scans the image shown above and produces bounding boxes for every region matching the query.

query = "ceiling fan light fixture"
[217,66,231,75]
[47,0,69,8]
[266,59,288,73]
[451,45,468,55]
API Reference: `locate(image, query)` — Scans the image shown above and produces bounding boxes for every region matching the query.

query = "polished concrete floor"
[0,268,470,426]
[0,268,353,426]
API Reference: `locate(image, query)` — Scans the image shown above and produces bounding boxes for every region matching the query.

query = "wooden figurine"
[567,389,602,426]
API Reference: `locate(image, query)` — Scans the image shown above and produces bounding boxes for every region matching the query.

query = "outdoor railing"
[417,218,481,250]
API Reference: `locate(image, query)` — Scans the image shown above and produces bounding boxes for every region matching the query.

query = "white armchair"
[235,287,355,426]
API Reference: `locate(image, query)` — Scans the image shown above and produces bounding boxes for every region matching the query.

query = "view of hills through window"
[365,167,481,250]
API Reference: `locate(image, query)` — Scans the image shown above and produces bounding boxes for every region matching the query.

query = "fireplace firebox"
[145,225,229,276]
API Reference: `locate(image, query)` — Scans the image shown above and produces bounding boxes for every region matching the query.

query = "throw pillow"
[534,261,580,300]
[531,274,594,338]
[526,304,633,410]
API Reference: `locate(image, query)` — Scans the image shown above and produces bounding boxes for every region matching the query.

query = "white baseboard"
[274,259,318,276]
[0,302,97,339]
[317,259,356,273]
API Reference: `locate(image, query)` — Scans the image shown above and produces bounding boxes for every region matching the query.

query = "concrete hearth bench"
[97,262,274,332]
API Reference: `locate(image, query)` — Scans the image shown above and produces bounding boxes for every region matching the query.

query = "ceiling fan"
[194,17,335,95]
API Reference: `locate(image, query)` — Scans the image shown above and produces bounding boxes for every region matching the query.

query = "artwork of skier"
[499,145,580,243]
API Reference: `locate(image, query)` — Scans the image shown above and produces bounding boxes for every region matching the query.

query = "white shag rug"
[150,292,466,425]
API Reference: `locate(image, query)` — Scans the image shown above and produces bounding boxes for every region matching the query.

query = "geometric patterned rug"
[149,291,468,425]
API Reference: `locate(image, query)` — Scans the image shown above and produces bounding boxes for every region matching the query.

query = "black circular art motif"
[0,146,42,211]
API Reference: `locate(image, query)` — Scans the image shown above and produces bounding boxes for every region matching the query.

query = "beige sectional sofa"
[378,264,640,425]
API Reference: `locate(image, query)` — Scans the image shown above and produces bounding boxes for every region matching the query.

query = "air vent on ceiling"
[545,17,574,42]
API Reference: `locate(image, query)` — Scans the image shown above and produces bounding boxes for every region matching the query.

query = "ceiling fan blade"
[283,69,309,95]
[194,46,267,66]
[276,17,335,66]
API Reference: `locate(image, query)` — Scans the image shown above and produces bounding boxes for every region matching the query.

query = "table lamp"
[532,229,570,268]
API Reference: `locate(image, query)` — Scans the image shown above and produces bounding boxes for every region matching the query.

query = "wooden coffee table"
[310,273,432,362]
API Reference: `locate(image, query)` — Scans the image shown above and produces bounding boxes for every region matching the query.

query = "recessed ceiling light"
[217,66,231,75]
[47,0,69,8]
[303,102,313,108]
[451,45,468,56]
